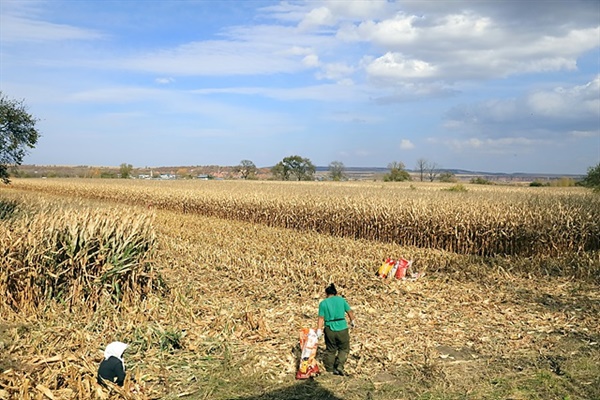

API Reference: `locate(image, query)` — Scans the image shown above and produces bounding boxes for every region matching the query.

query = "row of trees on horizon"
[113,157,447,183]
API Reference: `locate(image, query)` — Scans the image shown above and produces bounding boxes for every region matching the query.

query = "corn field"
[1,179,599,400]
[8,179,600,258]
[0,193,164,313]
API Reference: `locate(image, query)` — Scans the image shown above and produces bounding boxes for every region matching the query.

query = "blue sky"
[1,0,599,174]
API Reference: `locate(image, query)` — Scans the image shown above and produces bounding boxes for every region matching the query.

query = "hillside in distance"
[315,166,584,183]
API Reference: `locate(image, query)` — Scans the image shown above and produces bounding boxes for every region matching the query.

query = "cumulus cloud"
[443,76,600,140]
[527,76,600,118]
[324,0,391,20]
[399,139,415,150]
[365,52,437,82]
[298,6,335,30]
[9,0,597,97]
[333,3,599,86]
[302,54,320,68]
[256,0,598,94]
[337,14,420,46]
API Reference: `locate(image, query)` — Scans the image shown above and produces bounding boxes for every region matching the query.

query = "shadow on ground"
[228,378,343,400]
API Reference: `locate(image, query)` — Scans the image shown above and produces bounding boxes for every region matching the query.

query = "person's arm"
[114,361,126,387]
[347,310,356,328]
[317,316,324,337]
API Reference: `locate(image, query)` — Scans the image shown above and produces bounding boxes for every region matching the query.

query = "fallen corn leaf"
[36,384,54,399]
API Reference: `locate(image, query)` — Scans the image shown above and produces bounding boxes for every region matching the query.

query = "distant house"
[196,174,209,180]
[138,174,152,179]
[160,174,176,180]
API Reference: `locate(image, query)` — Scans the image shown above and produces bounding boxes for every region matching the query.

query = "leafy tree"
[236,159,257,180]
[100,171,116,179]
[328,161,346,181]
[176,167,193,179]
[271,155,316,181]
[470,176,493,185]
[270,162,286,180]
[438,172,456,183]
[0,92,40,184]
[120,163,133,179]
[529,180,547,187]
[383,161,411,182]
[580,163,600,191]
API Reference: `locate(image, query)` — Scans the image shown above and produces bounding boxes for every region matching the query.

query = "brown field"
[1,179,598,400]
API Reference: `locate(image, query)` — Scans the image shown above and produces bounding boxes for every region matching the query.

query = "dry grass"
[1,180,599,400]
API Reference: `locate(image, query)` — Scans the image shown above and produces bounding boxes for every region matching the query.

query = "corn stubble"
[1,180,598,400]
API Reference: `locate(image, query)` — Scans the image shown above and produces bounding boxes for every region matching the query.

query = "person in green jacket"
[316,283,356,376]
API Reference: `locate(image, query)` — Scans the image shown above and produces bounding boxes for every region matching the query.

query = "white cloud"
[444,76,600,140]
[155,77,175,85]
[268,0,393,27]
[366,52,437,82]
[298,6,335,30]
[400,139,415,150]
[371,81,458,104]
[117,40,308,76]
[315,62,355,81]
[302,54,320,68]
[0,14,105,42]
[191,83,361,102]
[337,14,420,45]
[324,0,391,20]
[527,75,600,117]
[68,87,164,103]
[444,137,541,154]
[336,7,598,84]
[568,130,600,138]
[283,46,314,56]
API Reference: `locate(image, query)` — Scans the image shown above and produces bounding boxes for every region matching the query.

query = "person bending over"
[97,341,128,387]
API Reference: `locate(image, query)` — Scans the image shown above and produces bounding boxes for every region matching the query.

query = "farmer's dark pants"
[323,327,350,373]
